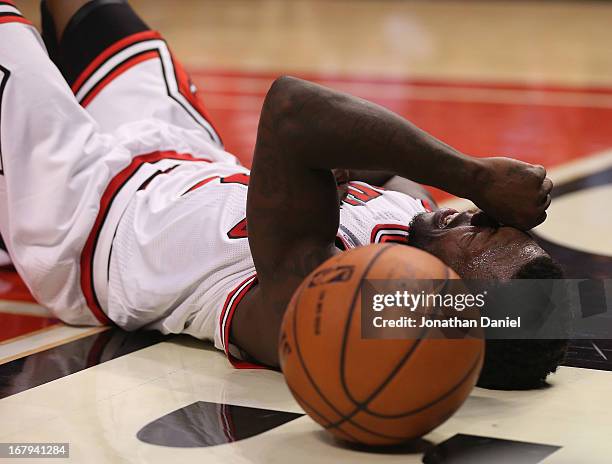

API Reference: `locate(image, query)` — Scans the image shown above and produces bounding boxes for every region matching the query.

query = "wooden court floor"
[1,1,612,463]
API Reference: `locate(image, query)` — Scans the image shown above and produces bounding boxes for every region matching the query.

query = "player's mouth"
[435,208,459,229]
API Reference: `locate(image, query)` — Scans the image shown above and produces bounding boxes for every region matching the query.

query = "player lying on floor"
[0,0,566,390]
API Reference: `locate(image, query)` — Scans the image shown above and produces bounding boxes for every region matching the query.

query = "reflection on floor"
[1,336,611,463]
[137,401,304,447]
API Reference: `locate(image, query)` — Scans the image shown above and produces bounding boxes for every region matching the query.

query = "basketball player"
[0,0,564,389]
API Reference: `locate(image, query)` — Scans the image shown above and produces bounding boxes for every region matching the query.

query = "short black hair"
[511,255,565,280]
[477,255,569,390]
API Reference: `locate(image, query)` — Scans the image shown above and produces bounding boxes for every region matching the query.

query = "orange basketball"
[279,244,484,446]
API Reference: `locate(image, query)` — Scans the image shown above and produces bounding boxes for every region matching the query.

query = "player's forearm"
[263,76,483,200]
[346,170,394,186]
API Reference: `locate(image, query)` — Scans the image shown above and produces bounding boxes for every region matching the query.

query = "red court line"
[0,267,35,302]
[193,70,612,187]
[0,312,58,343]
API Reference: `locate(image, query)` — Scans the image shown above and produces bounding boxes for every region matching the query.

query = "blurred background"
[16,0,612,176]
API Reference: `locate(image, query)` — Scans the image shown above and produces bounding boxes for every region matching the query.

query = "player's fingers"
[541,177,553,194]
[532,164,547,182]
[542,193,552,210]
[534,211,548,228]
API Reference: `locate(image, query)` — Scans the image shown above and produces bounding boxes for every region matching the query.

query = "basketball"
[279,244,484,446]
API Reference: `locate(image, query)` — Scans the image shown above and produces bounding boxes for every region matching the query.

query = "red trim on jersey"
[72,30,162,94]
[219,274,266,369]
[378,235,409,244]
[336,234,351,251]
[420,199,433,212]
[0,16,32,26]
[170,51,223,142]
[80,151,212,325]
[183,175,219,195]
[370,223,411,245]
[81,50,158,107]
[0,1,17,6]
[227,218,248,239]
[138,165,178,191]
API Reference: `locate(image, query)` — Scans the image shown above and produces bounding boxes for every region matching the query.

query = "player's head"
[409,208,568,390]
[407,208,560,280]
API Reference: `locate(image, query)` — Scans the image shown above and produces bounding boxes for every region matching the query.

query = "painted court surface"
[1,1,611,462]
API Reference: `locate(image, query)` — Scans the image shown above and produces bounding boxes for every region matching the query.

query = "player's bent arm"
[230,76,552,367]
[230,81,344,367]
[257,76,552,229]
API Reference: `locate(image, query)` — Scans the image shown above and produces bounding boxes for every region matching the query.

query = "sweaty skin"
[230,76,553,368]
[408,209,548,280]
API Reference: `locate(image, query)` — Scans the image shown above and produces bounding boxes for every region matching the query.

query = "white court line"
[0,299,50,317]
[197,75,612,109]
[0,325,108,365]
[438,148,612,211]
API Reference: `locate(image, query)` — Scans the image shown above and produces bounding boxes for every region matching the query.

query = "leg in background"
[39,0,222,143]
[0,5,111,324]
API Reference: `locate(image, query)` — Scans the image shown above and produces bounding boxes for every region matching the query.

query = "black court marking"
[137,401,303,447]
[0,329,168,399]
[533,161,612,371]
[564,339,612,371]
[0,64,10,175]
[422,434,560,464]
[535,162,612,279]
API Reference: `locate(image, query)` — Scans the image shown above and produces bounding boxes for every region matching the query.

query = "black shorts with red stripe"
[40,0,223,144]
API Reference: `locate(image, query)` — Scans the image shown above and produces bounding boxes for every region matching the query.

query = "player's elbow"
[262,75,310,144]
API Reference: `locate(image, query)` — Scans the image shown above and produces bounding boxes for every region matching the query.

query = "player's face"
[408,208,548,279]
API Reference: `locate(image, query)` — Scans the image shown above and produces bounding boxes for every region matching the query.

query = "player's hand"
[471,157,553,230]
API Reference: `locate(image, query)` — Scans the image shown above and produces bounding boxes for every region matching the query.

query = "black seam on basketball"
[291,245,405,440]
[333,335,426,427]
[361,346,483,419]
[338,244,395,404]
[325,348,483,439]
[340,245,431,405]
[285,384,360,443]
[328,251,481,435]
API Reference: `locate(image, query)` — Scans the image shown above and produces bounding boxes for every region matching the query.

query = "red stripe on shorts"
[80,151,211,325]
[72,30,162,94]
[219,275,265,369]
[80,49,158,107]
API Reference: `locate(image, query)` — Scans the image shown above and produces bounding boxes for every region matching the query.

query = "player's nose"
[470,210,499,228]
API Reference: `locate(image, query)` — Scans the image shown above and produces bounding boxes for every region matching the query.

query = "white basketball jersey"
[107,169,429,354]
[0,13,429,365]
